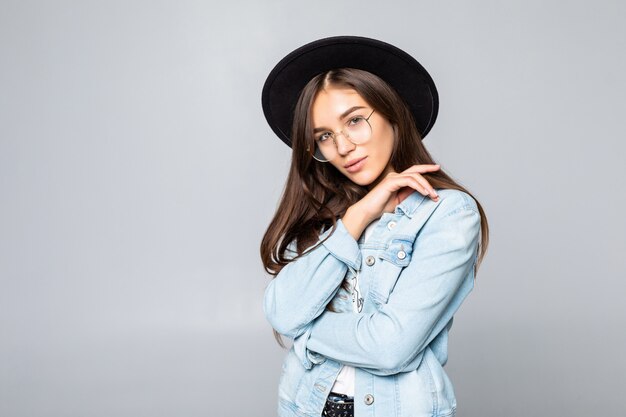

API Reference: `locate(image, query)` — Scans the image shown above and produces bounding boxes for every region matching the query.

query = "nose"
[334,131,355,156]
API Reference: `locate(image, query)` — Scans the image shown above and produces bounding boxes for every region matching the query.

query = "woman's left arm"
[298,194,481,375]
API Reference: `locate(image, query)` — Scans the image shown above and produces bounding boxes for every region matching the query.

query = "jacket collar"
[394,191,428,219]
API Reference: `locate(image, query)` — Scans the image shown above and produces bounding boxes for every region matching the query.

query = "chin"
[346,171,377,187]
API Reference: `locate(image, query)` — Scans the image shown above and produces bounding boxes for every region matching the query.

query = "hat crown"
[262,35,438,148]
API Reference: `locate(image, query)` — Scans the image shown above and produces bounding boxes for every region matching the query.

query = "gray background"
[1,0,624,416]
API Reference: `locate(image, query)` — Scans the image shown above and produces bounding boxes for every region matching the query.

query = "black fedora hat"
[261,35,439,148]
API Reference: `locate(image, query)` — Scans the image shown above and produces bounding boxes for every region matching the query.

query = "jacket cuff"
[293,325,326,369]
[319,219,362,272]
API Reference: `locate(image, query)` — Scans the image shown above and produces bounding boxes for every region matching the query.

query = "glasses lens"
[309,113,373,163]
[313,142,331,162]
[345,115,372,144]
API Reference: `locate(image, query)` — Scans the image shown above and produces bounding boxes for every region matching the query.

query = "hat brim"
[262,36,439,148]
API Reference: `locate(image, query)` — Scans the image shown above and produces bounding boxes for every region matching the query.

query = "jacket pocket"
[370,236,414,305]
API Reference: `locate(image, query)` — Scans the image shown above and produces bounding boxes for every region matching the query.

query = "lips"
[345,157,367,173]
[344,157,366,168]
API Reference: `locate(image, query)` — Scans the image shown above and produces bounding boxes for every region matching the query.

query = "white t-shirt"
[330,218,380,396]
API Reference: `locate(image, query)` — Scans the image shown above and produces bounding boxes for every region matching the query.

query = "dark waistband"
[326,392,354,403]
[323,392,354,417]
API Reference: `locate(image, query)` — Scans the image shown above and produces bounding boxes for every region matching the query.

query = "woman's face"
[310,86,395,189]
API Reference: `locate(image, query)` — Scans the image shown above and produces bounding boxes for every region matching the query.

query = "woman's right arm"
[263,218,362,340]
[264,164,440,340]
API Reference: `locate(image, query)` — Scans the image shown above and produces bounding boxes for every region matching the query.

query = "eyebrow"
[312,106,367,133]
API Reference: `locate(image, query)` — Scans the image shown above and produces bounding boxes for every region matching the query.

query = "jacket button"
[387,221,396,230]
[365,255,375,266]
[397,250,407,260]
[364,394,374,405]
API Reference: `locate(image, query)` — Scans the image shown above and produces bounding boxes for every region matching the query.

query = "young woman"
[260,36,489,417]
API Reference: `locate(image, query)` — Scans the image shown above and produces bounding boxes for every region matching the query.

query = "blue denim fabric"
[264,189,481,417]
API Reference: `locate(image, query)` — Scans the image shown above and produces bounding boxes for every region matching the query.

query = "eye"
[316,132,333,143]
[347,116,365,126]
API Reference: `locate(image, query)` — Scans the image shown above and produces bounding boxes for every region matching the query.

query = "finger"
[401,164,441,174]
[396,186,414,204]
[381,174,438,201]
[413,172,439,197]
[404,173,439,200]
[395,175,434,199]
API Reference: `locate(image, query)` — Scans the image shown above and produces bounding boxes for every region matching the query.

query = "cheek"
[372,134,395,163]
[329,159,342,170]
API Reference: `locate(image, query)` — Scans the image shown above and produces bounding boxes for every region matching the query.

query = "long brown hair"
[260,68,489,346]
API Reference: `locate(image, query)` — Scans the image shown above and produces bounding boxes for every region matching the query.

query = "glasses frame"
[307,109,376,162]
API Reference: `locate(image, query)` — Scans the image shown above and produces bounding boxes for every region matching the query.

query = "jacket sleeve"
[299,196,481,375]
[263,219,363,340]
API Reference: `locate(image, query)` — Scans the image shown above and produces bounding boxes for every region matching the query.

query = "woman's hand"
[342,164,440,240]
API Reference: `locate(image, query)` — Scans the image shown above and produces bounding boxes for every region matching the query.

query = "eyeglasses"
[306,109,375,162]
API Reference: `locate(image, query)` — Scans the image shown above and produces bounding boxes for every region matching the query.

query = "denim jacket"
[264,189,481,417]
